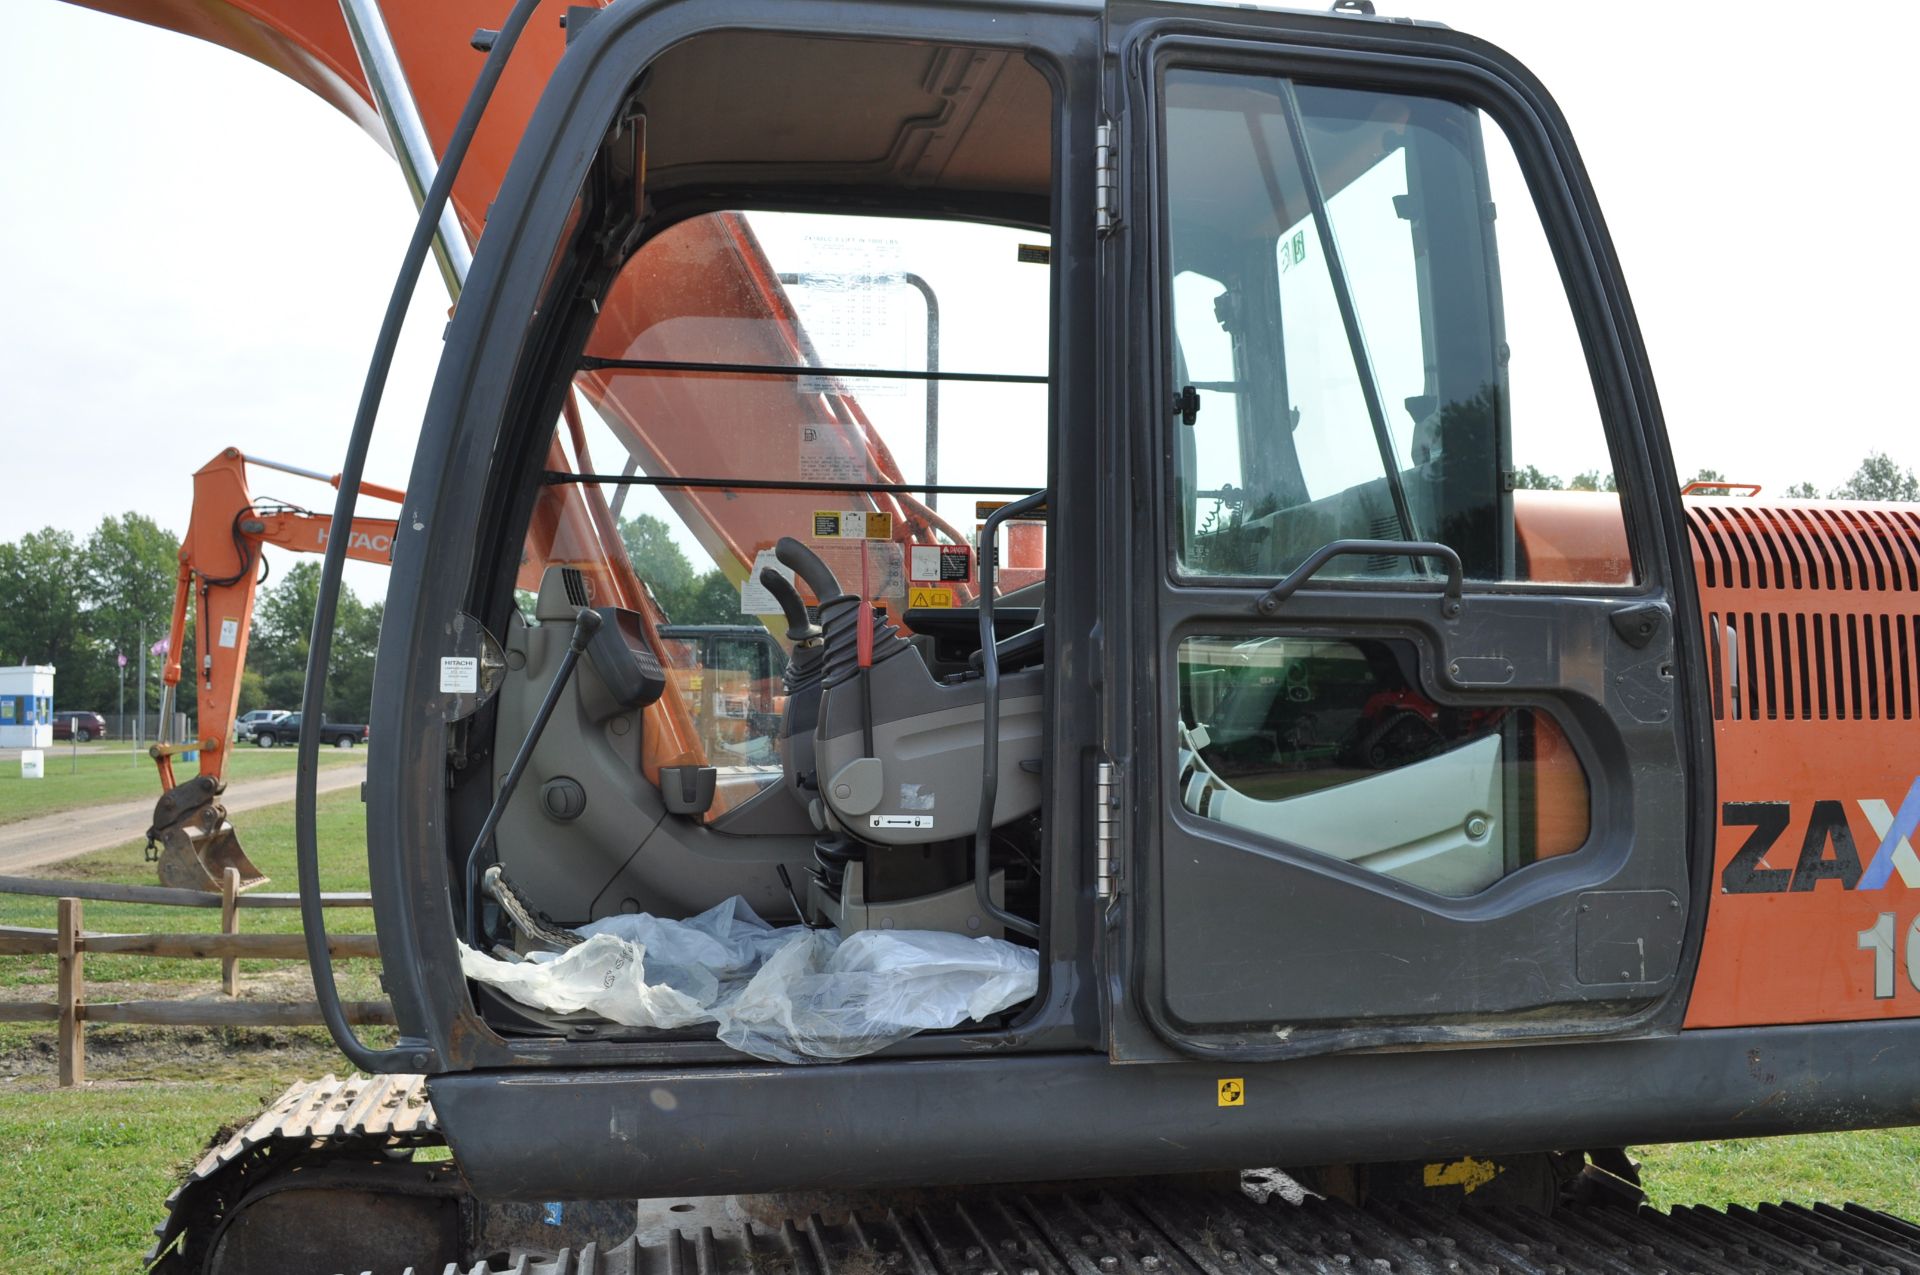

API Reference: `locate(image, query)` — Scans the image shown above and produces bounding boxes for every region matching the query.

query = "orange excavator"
[53,2,1920,1273]
[145,447,405,890]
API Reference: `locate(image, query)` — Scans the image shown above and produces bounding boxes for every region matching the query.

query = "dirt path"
[0,764,366,874]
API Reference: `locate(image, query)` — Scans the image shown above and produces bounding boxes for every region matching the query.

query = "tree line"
[0,509,737,724]
[0,515,380,723]
[618,513,740,624]
[1512,451,1920,502]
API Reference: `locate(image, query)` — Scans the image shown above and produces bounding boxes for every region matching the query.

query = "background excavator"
[145,446,405,891]
[43,1,1920,1273]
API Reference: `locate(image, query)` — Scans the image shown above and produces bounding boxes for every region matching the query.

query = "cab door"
[1105,7,1710,1059]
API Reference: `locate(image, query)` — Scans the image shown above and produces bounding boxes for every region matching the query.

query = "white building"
[0,665,55,749]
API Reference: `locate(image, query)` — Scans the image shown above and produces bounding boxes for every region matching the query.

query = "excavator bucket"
[153,819,268,893]
[147,775,269,892]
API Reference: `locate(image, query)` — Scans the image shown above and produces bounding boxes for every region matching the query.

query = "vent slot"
[1684,503,1920,592]
[1706,610,1920,721]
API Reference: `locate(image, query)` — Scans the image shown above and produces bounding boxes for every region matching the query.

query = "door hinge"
[1094,760,1120,898]
[1094,120,1118,237]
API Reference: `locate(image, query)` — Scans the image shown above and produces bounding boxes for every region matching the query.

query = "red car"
[51,711,109,743]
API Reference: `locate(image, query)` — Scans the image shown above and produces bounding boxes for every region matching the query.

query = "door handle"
[1254,540,1464,617]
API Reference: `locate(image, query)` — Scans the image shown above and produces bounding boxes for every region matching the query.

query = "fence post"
[57,897,84,1087]
[221,866,241,996]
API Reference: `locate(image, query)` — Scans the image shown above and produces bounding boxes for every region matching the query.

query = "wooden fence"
[0,869,393,1086]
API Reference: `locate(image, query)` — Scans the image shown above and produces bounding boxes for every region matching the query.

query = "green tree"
[236,668,268,715]
[0,529,98,702]
[669,571,741,625]
[1831,451,1920,502]
[620,514,694,600]
[1687,468,1726,487]
[1512,465,1563,491]
[250,560,379,721]
[1782,481,1821,499]
[1569,470,1617,493]
[252,559,322,712]
[83,513,178,666]
[618,513,742,623]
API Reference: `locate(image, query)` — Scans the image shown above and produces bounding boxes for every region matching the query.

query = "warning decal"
[217,617,241,650]
[813,511,894,540]
[1217,1078,1245,1107]
[908,587,954,609]
[909,544,971,583]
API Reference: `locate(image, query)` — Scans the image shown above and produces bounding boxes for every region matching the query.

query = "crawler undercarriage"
[149,1076,1920,1275]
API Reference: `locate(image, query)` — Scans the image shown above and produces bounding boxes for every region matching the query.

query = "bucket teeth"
[149,791,269,892]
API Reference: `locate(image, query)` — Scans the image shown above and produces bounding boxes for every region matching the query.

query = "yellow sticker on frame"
[1217,1078,1245,1107]
[909,587,955,609]
[812,510,894,540]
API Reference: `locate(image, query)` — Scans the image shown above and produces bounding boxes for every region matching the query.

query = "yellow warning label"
[1216,1078,1244,1107]
[975,499,1048,521]
[1421,1157,1501,1195]
[812,510,895,540]
[908,587,955,609]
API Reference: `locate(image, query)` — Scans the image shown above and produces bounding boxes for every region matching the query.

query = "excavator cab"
[265,0,1884,1231]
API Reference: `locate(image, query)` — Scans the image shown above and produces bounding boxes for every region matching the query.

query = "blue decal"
[1859,776,1920,890]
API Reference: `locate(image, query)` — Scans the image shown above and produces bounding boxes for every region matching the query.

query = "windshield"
[521,210,1053,787]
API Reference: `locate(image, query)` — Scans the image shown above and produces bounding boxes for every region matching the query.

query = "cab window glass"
[1164,71,1630,586]
[1178,635,1591,897]
[526,210,1052,803]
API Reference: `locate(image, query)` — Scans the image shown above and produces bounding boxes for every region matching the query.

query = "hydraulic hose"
[295,0,544,1075]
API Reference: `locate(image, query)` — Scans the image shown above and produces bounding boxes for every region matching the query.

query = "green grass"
[0,745,360,825]
[0,790,387,1268]
[1637,1129,1920,1214]
[0,1078,310,1271]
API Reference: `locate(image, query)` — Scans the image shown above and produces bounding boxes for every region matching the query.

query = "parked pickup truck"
[234,708,292,742]
[251,712,367,749]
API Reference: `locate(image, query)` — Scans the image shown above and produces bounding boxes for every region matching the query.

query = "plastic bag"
[458,933,715,1028]
[716,927,1041,1063]
[458,896,1039,1062]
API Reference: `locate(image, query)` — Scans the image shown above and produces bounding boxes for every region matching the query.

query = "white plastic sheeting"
[459,896,1038,1063]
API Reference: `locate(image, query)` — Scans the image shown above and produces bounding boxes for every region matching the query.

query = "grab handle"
[1254,540,1464,618]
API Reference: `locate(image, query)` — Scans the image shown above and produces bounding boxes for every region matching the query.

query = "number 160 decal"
[1856,914,1920,998]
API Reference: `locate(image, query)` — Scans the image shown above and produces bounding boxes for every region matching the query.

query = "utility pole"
[116,651,125,756]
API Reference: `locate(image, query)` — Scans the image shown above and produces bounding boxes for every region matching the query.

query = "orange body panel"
[1512,489,1632,586]
[1681,499,1920,1027]
[1528,713,1589,860]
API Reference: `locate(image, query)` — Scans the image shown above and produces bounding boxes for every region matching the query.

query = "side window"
[1164,71,1631,586]
[1178,635,1591,896]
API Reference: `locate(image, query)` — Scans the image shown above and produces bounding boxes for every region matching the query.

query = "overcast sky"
[2,0,1916,607]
